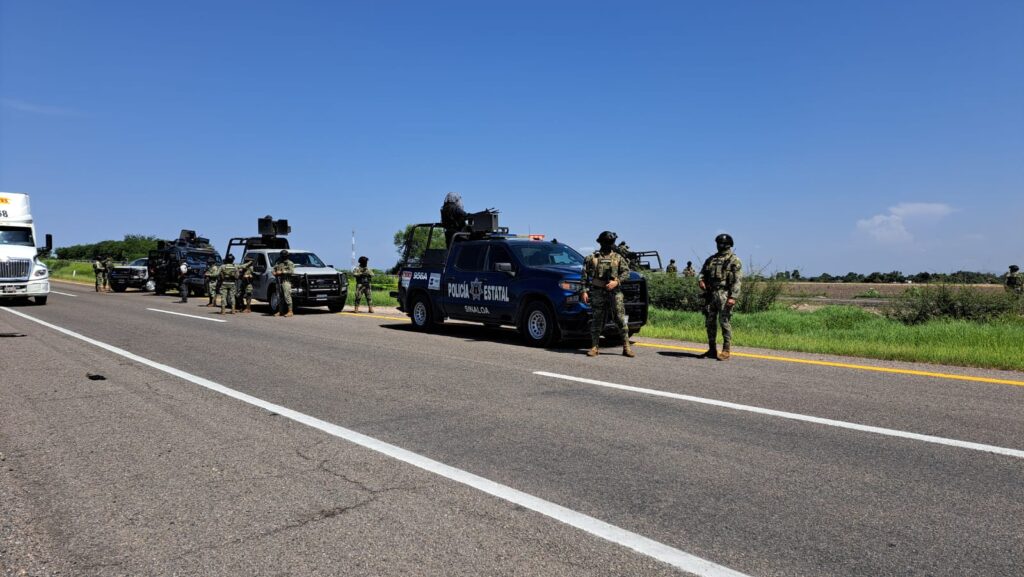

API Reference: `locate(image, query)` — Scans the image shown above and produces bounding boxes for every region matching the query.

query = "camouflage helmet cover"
[279,249,289,258]
[715,233,734,248]
[596,231,618,245]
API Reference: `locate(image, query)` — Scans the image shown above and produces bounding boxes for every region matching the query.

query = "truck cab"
[0,192,53,305]
[394,222,649,346]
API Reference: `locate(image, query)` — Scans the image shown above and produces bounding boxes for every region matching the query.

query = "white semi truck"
[0,192,52,305]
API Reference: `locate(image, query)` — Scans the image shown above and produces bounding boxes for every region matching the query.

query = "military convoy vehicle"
[148,230,222,296]
[392,210,649,346]
[108,257,154,292]
[224,216,348,313]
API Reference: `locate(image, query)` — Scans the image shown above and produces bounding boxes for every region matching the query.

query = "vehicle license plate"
[2,285,16,294]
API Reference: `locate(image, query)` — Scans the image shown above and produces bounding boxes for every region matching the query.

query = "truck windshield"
[510,243,585,267]
[268,252,327,267]
[0,226,34,247]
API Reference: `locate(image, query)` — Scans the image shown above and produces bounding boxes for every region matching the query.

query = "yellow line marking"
[338,312,409,321]
[633,342,1024,387]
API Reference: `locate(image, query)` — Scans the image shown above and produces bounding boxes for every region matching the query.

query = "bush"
[644,272,782,313]
[884,284,1022,324]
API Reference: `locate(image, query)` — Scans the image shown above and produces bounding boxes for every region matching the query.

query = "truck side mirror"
[495,262,514,275]
[37,233,53,257]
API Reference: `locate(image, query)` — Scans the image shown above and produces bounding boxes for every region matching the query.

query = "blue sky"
[2,0,1021,275]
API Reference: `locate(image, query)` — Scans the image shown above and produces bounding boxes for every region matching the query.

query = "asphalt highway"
[1,280,1022,576]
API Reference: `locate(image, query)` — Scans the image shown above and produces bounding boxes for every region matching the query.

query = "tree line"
[54,235,160,262]
[772,270,1003,284]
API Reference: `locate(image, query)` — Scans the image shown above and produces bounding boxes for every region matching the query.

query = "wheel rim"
[527,310,548,340]
[269,290,279,310]
[413,301,428,326]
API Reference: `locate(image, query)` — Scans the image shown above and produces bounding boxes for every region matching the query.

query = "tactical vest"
[587,252,625,288]
[703,252,740,290]
[220,263,240,280]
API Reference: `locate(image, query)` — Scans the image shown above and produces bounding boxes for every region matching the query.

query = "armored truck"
[393,215,649,347]
[148,230,221,296]
[224,216,348,313]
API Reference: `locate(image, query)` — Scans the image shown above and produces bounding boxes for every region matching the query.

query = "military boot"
[586,346,599,357]
[353,305,360,313]
[368,305,374,313]
[244,304,252,313]
[718,344,731,361]
[284,307,294,318]
[219,306,225,315]
[622,342,635,358]
[699,343,718,359]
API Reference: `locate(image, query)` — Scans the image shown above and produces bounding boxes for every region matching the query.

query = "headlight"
[33,265,49,278]
[559,280,582,292]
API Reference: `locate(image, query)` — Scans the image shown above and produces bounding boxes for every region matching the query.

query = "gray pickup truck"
[240,249,347,313]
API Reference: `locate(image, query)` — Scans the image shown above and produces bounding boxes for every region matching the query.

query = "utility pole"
[351,229,356,269]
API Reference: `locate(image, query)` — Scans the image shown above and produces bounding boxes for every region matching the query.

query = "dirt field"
[781,282,1005,300]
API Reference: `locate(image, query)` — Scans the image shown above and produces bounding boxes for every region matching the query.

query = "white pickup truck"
[0,192,52,305]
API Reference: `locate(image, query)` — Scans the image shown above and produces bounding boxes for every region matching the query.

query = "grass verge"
[44,260,96,283]
[641,305,1024,372]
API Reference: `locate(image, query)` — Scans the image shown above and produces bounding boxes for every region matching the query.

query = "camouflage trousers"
[95,271,107,291]
[241,282,253,306]
[220,282,237,311]
[179,278,189,302]
[278,280,293,312]
[205,280,218,304]
[703,290,733,346]
[590,289,627,346]
[354,284,372,306]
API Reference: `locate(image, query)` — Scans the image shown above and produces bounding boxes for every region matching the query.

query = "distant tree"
[391,224,445,270]
[791,269,801,280]
[55,235,159,261]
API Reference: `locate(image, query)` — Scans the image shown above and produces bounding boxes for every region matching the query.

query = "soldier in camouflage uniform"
[698,233,742,360]
[204,257,221,307]
[352,256,374,313]
[92,257,108,292]
[272,249,296,317]
[238,256,255,313]
[582,231,635,358]
[665,259,678,275]
[1006,265,1022,296]
[683,261,696,277]
[218,254,240,314]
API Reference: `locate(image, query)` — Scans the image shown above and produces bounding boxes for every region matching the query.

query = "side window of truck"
[487,245,515,272]
[455,244,486,272]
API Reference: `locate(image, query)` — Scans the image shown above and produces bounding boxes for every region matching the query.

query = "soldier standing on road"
[582,231,635,358]
[92,256,107,292]
[204,257,221,307]
[352,256,374,313]
[683,261,696,277]
[218,254,240,315]
[239,256,255,313]
[698,234,742,360]
[177,261,190,303]
[665,259,678,275]
[272,249,296,317]
[1006,265,1022,296]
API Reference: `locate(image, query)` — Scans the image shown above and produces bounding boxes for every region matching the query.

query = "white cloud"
[856,214,912,243]
[1,98,77,116]
[888,202,954,218]
[856,202,954,245]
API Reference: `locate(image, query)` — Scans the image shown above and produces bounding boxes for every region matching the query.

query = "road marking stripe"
[147,308,227,323]
[338,311,409,321]
[0,307,749,577]
[50,290,77,297]
[633,342,1024,388]
[534,371,1024,460]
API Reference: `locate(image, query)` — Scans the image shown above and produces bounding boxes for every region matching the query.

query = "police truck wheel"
[154,283,165,295]
[34,296,47,306]
[112,284,127,293]
[521,301,557,347]
[328,303,343,313]
[144,280,156,292]
[410,295,435,331]
[268,285,281,312]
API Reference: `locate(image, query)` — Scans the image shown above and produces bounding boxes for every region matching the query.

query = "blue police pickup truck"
[393,222,649,347]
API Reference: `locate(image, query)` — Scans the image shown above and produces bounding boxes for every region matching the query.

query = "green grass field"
[44,260,96,283]
[641,306,1024,371]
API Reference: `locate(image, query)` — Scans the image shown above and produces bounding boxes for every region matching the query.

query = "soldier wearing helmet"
[581,231,635,358]
[698,233,743,360]
[353,255,374,313]
[1006,265,1022,296]
[272,249,296,317]
[218,253,240,315]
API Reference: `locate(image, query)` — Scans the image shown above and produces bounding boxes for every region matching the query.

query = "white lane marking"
[0,307,749,577]
[147,308,227,323]
[534,372,1024,460]
[50,290,77,297]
